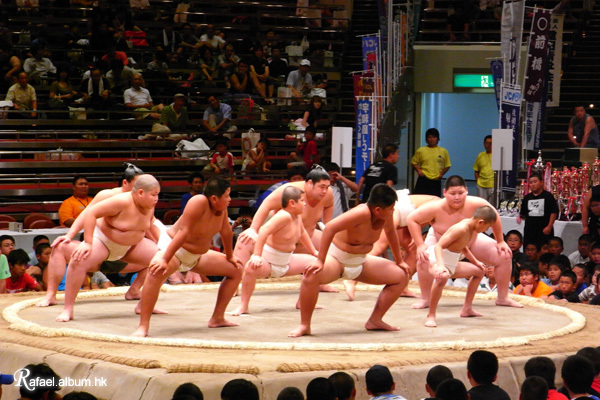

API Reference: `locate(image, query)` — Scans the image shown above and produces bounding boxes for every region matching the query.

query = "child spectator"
[306,378,336,400]
[480,264,514,292]
[0,234,15,256]
[575,347,600,396]
[521,376,549,400]
[569,234,593,265]
[90,271,115,289]
[466,350,510,400]
[513,262,554,298]
[424,365,454,399]
[518,172,559,248]
[572,263,589,294]
[506,230,528,266]
[524,356,568,400]
[328,372,356,400]
[579,265,600,303]
[287,126,319,170]
[436,379,469,400]
[242,138,271,172]
[172,382,204,400]
[181,171,205,213]
[365,365,408,400]
[585,242,600,276]
[525,242,541,262]
[25,242,51,290]
[27,234,49,266]
[560,355,596,399]
[221,379,259,400]
[277,387,304,400]
[545,255,571,291]
[5,249,42,293]
[18,363,61,400]
[538,252,556,284]
[548,270,580,303]
[0,252,9,293]
[209,140,234,175]
[547,237,565,257]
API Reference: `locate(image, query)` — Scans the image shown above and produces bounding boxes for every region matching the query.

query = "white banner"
[546,14,564,107]
[501,0,526,85]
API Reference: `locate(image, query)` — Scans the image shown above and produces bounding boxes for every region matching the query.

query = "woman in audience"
[248,46,274,103]
[301,95,323,128]
[199,45,218,85]
[48,67,80,118]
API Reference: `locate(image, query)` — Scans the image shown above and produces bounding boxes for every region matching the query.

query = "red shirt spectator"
[6,272,39,293]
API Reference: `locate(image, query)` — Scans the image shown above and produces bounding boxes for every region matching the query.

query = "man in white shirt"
[23,46,56,83]
[199,24,226,51]
[123,74,163,119]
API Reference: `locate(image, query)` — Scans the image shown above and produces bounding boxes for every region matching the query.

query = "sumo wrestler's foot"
[296,300,323,310]
[343,280,356,301]
[36,294,57,307]
[288,324,311,337]
[460,308,483,318]
[134,303,168,315]
[401,288,418,298]
[319,284,338,293]
[55,310,73,322]
[365,319,400,331]
[208,317,239,328]
[496,297,524,308]
[424,316,437,328]
[411,298,430,309]
[228,305,248,316]
[131,326,148,337]
[124,288,141,300]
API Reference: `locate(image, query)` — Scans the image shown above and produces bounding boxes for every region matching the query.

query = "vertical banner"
[490,59,504,110]
[500,0,525,85]
[361,35,379,71]
[523,9,551,102]
[546,14,564,107]
[356,99,372,183]
[501,83,522,187]
[523,8,551,150]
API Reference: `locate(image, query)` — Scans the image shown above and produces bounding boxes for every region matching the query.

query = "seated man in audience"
[218,44,240,81]
[5,71,37,119]
[124,74,163,120]
[287,59,313,100]
[5,249,43,293]
[269,47,289,85]
[199,24,226,52]
[0,43,21,95]
[140,93,190,140]
[23,45,57,84]
[202,95,237,137]
[0,235,15,257]
[181,172,205,213]
[524,356,569,400]
[59,175,94,227]
[79,68,112,116]
[154,20,183,63]
[467,350,510,400]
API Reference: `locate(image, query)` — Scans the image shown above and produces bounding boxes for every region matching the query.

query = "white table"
[498,216,581,255]
[0,228,69,252]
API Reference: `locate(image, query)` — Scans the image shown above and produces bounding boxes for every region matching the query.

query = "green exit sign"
[454,74,494,88]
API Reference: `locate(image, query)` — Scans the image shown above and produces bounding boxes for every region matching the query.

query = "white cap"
[300,59,311,66]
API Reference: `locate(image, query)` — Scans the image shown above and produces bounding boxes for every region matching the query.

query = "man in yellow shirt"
[58,175,94,227]
[411,128,451,197]
[473,135,494,202]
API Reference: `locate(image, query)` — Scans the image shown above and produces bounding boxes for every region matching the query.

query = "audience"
[424,365,454,399]
[5,71,37,119]
[123,73,163,120]
[277,387,304,400]
[202,95,236,137]
[365,364,407,400]
[5,249,42,293]
[328,371,356,400]
[521,376,549,400]
[524,356,568,400]
[209,139,234,175]
[436,378,469,400]
[306,377,336,400]
[466,350,510,400]
[287,59,313,100]
[560,355,596,399]
[181,171,205,213]
[172,382,204,400]
[221,379,259,400]
[513,262,553,298]
[17,363,61,400]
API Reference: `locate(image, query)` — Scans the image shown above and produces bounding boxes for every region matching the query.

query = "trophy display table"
[498,216,582,255]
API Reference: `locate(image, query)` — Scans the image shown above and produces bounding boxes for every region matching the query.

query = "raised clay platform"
[0,280,597,400]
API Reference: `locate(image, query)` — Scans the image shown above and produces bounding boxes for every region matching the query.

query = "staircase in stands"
[542,6,600,165]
